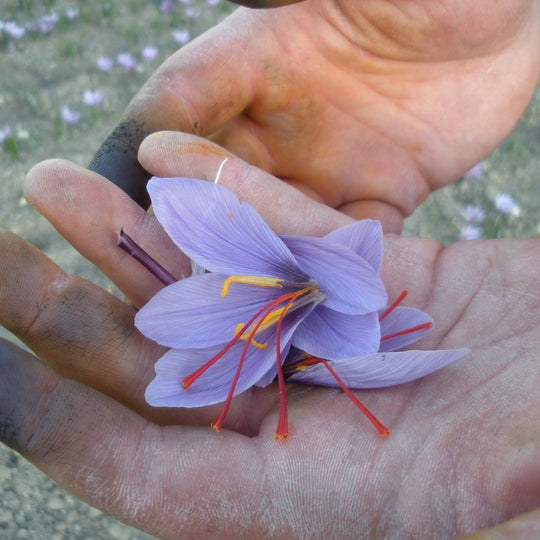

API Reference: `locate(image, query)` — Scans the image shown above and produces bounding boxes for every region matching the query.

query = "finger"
[24,159,189,308]
[138,131,354,236]
[88,8,264,207]
[0,229,159,416]
[337,199,404,234]
[0,338,266,539]
[0,229,274,431]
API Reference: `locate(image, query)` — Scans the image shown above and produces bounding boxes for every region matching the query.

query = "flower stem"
[117,229,176,286]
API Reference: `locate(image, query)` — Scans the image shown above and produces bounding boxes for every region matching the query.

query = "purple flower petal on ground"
[460,225,483,241]
[141,45,159,61]
[460,204,485,224]
[82,89,103,107]
[117,52,137,71]
[96,56,113,71]
[494,193,521,216]
[172,29,190,45]
[60,105,81,125]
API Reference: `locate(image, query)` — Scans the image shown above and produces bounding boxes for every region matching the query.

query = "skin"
[89,0,540,231]
[0,148,538,538]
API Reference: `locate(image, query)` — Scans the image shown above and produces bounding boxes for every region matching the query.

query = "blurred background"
[1,0,539,538]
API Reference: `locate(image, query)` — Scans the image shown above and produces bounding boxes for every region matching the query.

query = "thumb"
[89,10,260,207]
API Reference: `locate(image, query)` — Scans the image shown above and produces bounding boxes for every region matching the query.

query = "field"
[1,1,539,538]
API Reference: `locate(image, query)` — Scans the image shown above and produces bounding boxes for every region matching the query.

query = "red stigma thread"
[380,322,433,342]
[183,289,309,435]
[293,357,390,437]
[379,290,408,321]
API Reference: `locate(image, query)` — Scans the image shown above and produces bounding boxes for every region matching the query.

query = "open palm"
[90,0,540,232]
[1,152,538,538]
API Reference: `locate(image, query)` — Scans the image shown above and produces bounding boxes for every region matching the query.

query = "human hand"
[89,0,540,231]
[1,157,538,538]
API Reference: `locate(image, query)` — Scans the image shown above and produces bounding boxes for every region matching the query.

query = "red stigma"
[379,290,408,321]
[184,288,310,437]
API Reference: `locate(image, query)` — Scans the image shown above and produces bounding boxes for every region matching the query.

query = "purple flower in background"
[460,225,483,241]
[0,125,12,143]
[141,45,159,61]
[116,52,137,72]
[464,162,484,181]
[38,12,59,34]
[4,21,25,40]
[60,105,81,125]
[160,0,174,14]
[184,6,201,18]
[460,204,485,224]
[131,178,468,440]
[65,7,80,21]
[494,193,521,216]
[96,55,113,71]
[82,88,103,107]
[172,29,190,45]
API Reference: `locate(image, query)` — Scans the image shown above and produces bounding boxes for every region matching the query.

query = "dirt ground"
[1,1,539,538]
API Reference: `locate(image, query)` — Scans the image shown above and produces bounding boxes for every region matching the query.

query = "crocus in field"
[132,177,468,439]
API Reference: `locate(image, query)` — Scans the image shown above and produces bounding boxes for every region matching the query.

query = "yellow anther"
[221,275,283,297]
[234,323,268,349]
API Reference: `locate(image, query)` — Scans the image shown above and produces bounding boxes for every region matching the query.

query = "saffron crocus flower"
[135,177,389,438]
[132,177,468,439]
[494,193,521,216]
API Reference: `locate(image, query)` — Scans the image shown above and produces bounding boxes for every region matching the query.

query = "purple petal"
[135,273,303,349]
[287,348,469,389]
[379,306,433,352]
[281,235,387,314]
[292,306,380,360]
[145,313,301,407]
[324,220,383,272]
[148,177,305,281]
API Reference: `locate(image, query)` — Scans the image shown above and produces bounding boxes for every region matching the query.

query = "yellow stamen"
[234,323,268,349]
[221,275,283,297]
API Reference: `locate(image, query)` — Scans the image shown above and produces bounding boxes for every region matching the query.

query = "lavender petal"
[135,273,301,349]
[145,312,301,407]
[287,348,469,389]
[292,306,380,360]
[324,220,383,272]
[281,235,387,314]
[147,177,306,281]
